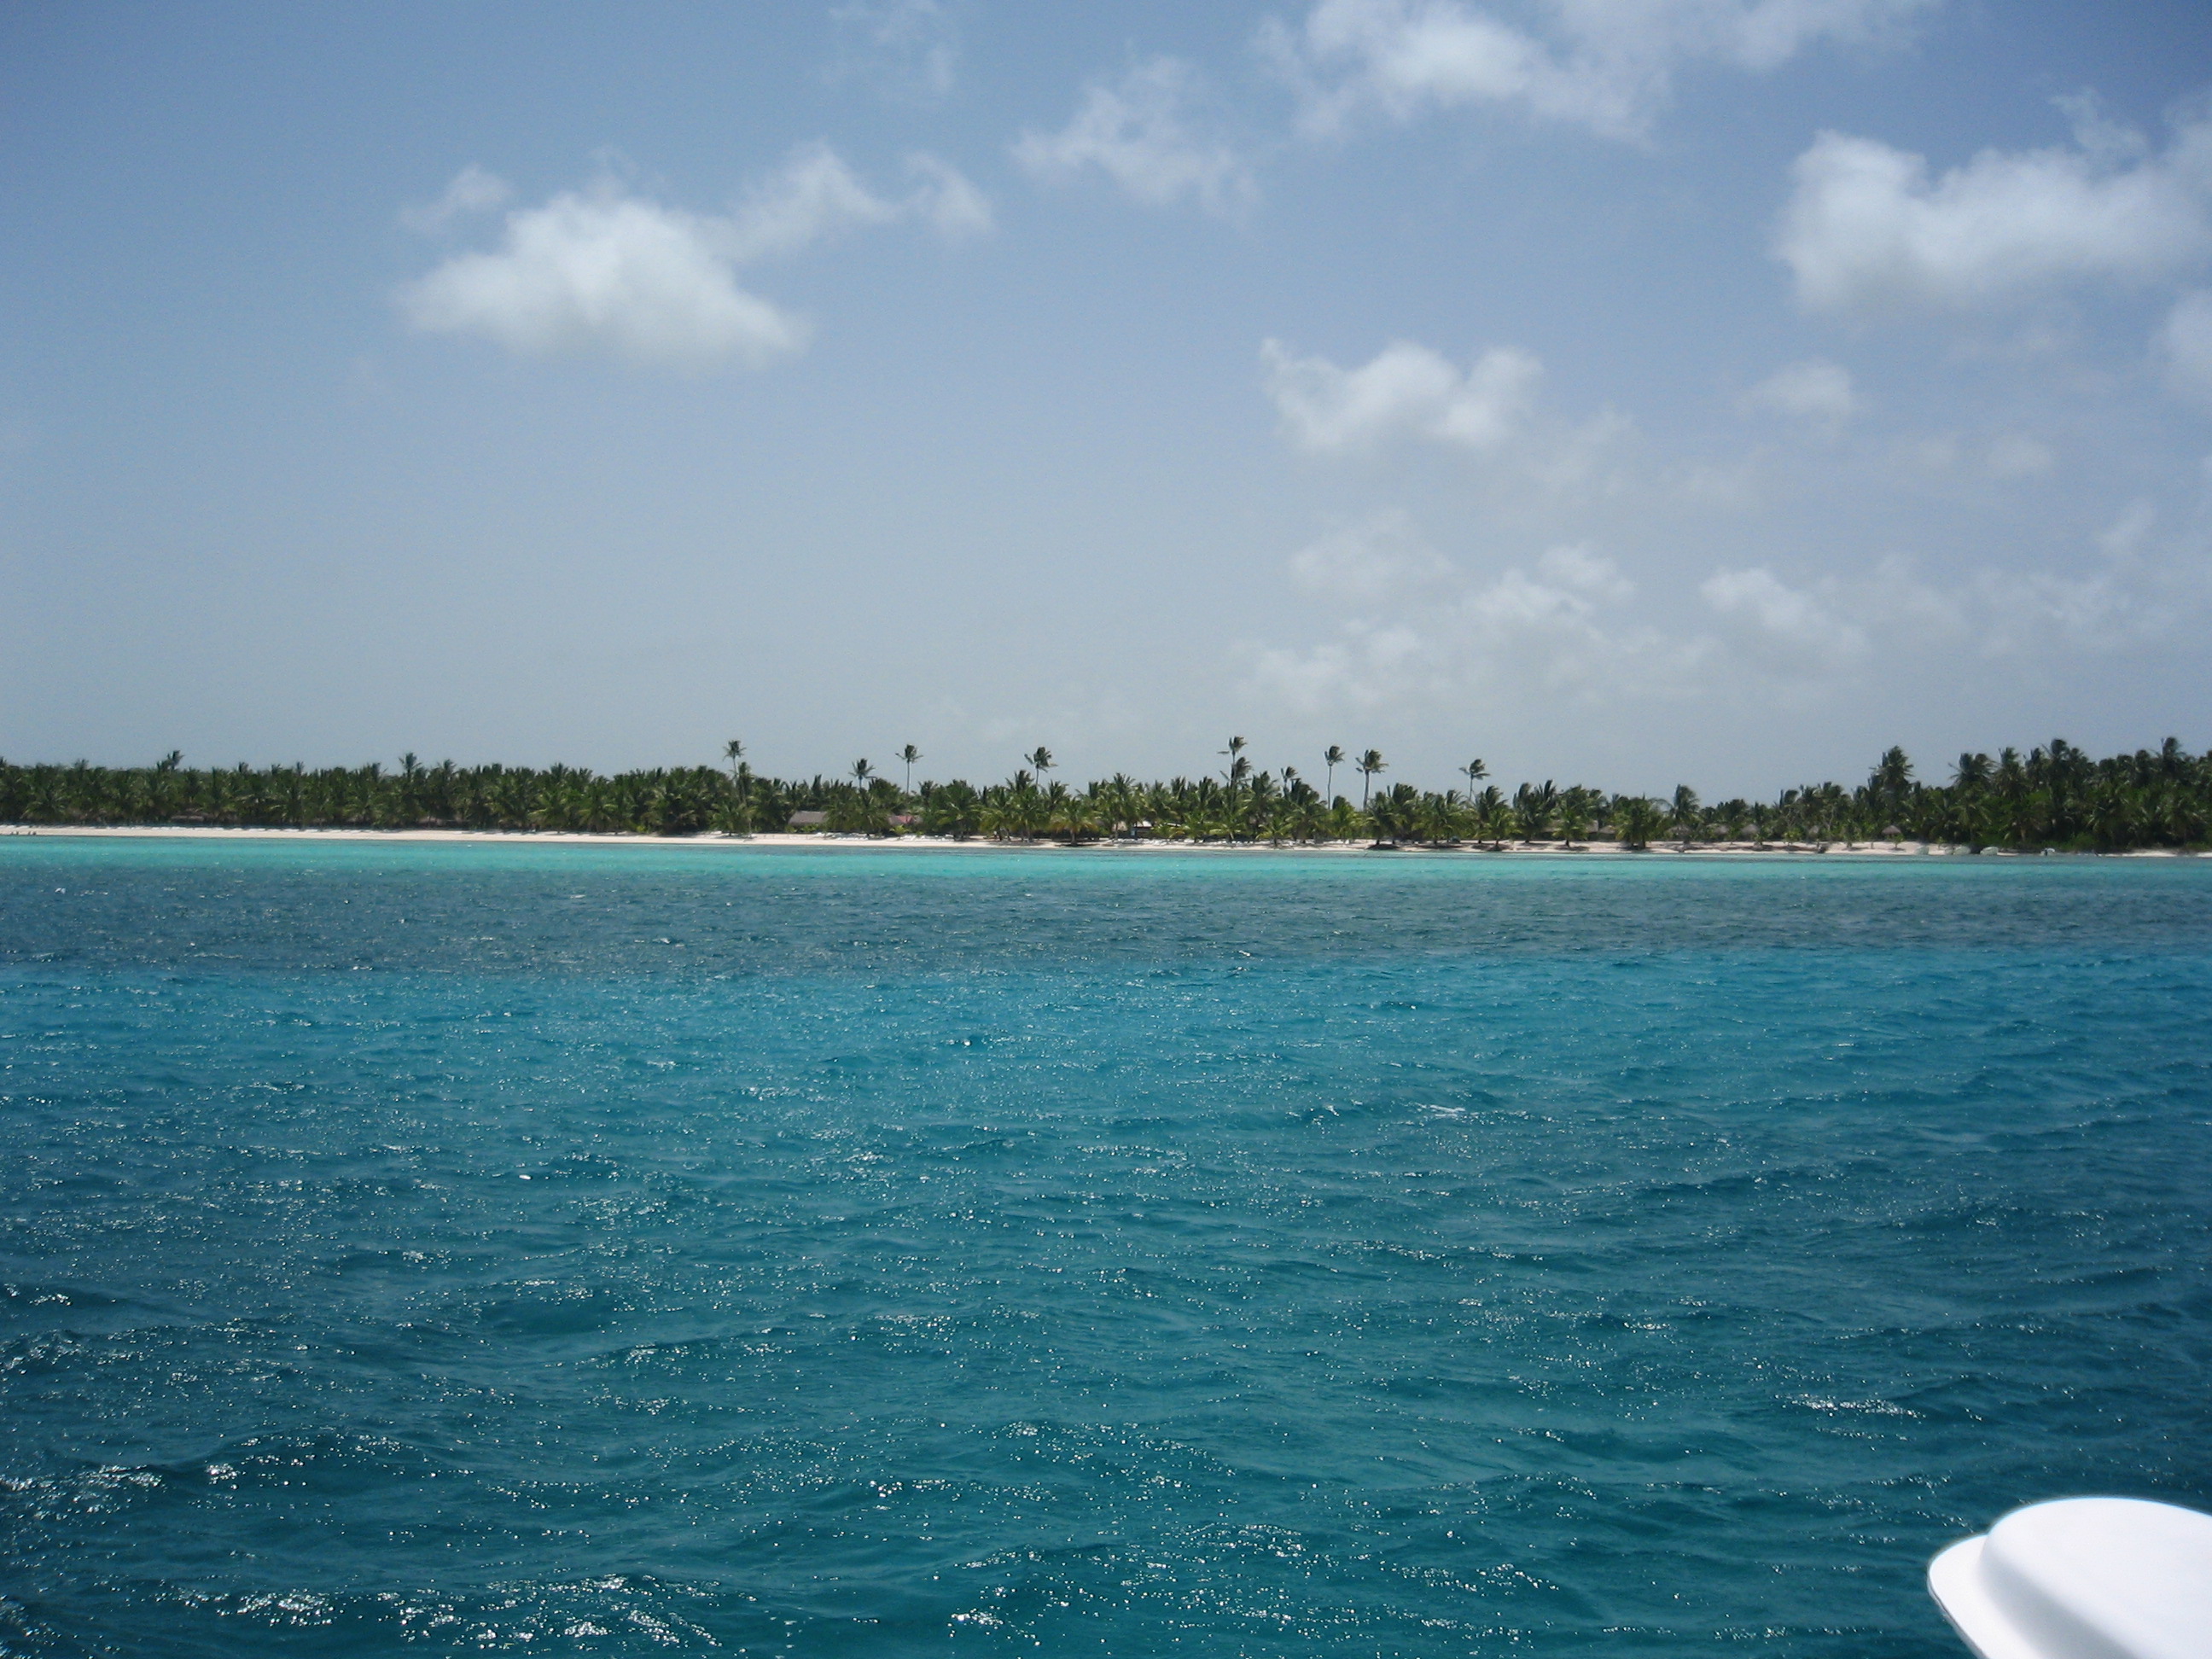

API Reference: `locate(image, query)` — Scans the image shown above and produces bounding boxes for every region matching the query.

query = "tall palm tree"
[1871,746,1913,830]
[1669,785,1701,847]
[1028,747,1054,783]
[1462,757,1487,795]
[850,758,874,789]
[899,744,921,793]
[724,739,745,782]
[1324,745,1345,803]
[1357,748,1386,807]
[1220,736,1250,786]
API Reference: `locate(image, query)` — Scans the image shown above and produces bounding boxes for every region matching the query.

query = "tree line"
[1,736,2205,852]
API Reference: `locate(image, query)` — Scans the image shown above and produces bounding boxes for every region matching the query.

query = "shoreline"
[0,824,2197,858]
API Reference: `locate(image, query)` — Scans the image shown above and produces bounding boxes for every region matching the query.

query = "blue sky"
[5,2,2212,794]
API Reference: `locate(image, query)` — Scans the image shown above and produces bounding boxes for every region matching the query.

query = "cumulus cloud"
[399,165,512,234]
[1014,58,1254,215]
[2161,289,2212,405]
[1743,358,1859,427]
[1776,108,2212,312]
[1265,0,1931,141]
[400,189,810,370]
[400,148,989,370]
[1262,337,1543,452]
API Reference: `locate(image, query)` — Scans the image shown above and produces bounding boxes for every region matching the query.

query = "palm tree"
[1614,795,1664,849]
[921,779,978,838]
[1220,736,1250,786]
[1513,780,1558,843]
[1357,748,1386,807]
[1871,746,1913,832]
[724,739,745,782]
[1324,745,1345,803]
[1049,791,1100,842]
[1558,788,1592,848]
[1462,758,1487,795]
[1368,782,1418,845]
[1667,785,1699,847]
[2089,782,2137,849]
[899,743,921,793]
[850,759,874,793]
[1028,747,1054,784]
[1472,784,1507,847]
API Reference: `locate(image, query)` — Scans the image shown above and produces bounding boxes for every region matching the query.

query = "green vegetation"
[2,737,2207,852]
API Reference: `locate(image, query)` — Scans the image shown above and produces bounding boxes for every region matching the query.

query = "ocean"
[2,837,2208,1656]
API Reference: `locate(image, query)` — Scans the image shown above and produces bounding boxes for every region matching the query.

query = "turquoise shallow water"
[2,840,2209,1657]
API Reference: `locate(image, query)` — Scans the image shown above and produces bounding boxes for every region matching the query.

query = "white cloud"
[1249,530,1677,716]
[1014,58,1254,215]
[830,0,960,101]
[720,143,992,259]
[1743,358,1859,426]
[905,153,996,239]
[1262,337,1543,452]
[1974,568,2150,655]
[1702,565,1867,661]
[1289,509,1456,602]
[2161,289,2212,404]
[401,148,989,370]
[1248,497,2205,730]
[725,143,904,262]
[1532,541,1634,602]
[1458,544,1635,635]
[1776,110,2212,312]
[399,165,512,234]
[1247,620,1435,715]
[400,187,809,370]
[1266,0,1930,142]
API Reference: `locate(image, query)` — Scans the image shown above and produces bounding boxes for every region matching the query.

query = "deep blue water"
[2,838,2209,1658]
